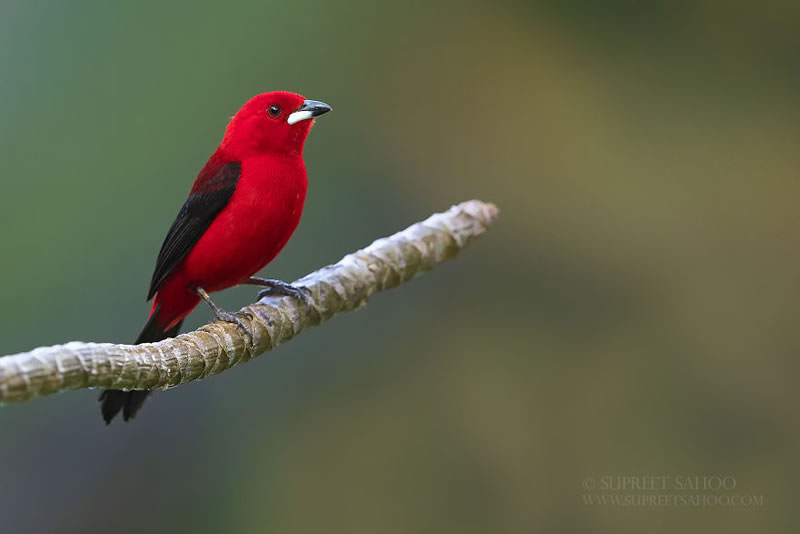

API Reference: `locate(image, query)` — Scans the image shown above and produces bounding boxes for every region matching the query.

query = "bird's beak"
[287,100,333,125]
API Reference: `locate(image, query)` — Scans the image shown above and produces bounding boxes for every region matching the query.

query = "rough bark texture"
[0,200,498,403]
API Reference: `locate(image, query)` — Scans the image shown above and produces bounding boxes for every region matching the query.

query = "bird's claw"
[257,280,313,307]
[215,310,255,348]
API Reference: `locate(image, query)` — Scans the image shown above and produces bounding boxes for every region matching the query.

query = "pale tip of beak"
[287,109,315,125]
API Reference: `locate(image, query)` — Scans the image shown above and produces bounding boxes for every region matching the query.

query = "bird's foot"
[193,286,255,347]
[214,309,255,347]
[249,277,313,307]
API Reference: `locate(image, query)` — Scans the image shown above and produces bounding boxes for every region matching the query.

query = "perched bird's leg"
[193,287,254,345]
[246,277,313,307]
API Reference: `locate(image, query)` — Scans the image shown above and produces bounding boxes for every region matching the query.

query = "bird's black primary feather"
[99,161,240,423]
[146,161,241,300]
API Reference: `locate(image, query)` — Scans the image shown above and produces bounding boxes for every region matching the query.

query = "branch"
[0,200,498,403]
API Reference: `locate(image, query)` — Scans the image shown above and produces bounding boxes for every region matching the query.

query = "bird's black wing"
[146,161,242,300]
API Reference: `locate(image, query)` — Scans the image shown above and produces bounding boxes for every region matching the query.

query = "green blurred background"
[1,0,798,532]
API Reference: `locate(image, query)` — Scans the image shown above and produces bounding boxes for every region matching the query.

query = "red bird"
[100,91,332,423]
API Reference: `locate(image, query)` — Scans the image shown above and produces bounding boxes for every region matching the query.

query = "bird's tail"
[99,306,183,424]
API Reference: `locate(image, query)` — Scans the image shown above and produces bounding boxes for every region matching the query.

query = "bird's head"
[221,91,332,157]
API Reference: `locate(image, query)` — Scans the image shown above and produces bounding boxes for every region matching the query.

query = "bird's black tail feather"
[99,308,183,424]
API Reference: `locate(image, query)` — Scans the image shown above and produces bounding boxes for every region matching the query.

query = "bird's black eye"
[268,104,281,118]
